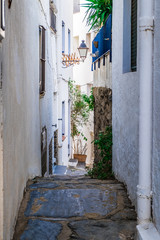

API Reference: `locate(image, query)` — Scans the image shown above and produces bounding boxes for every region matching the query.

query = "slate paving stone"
[69,219,136,240]
[29,182,59,189]
[110,208,137,221]
[13,171,137,240]
[20,219,62,240]
[25,188,117,218]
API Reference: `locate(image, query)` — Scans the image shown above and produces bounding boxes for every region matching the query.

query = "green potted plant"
[68,80,94,163]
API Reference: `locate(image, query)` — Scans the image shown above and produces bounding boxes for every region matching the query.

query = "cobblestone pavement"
[13,171,137,240]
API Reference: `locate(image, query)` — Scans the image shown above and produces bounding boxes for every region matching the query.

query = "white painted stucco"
[56,0,73,166]
[3,1,42,238]
[113,0,160,237]
[152,0,160,234]
[93,53,112,89]
[0,88,3,240]
[0,0,73,239]
[112,0,139,206]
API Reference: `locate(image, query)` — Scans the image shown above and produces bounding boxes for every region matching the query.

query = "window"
[1,0,5,30]
[62,101,65,136]
[123,0,137,73]
[68,29,71,55]
[62,21,65,53]
[86,33,91,52]
[131,0,137,71]
[41,126,47,176]
[39,26,46,95]
[73,36,79,53]
[73,0,80,13]
[68,100,71,156]
[50,9,56,32]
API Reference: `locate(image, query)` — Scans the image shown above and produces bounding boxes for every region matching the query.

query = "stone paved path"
[13,173,137,240]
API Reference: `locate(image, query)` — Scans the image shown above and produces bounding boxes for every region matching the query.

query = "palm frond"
[81,0,112,30]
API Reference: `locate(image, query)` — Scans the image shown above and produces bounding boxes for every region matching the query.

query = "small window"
[68,100,71,156]
[73,36,79,53]
[73,0,80,13]
[50,9,56,32]
[39,26,46,95]
[86,33,91,52]
[62,101,65,136]
[131,0,137,72]
[62,21,65,54]
[68,29,71,55]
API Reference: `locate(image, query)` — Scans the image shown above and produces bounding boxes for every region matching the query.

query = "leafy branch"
[88,126,114,179]
[81,0,112,31]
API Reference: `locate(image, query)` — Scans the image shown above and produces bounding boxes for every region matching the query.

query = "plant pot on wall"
[74,154,87,163]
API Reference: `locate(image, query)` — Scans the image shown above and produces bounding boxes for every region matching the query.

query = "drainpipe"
[137,0,153,225]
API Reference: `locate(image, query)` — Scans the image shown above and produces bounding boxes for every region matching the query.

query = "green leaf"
[81,0,112,30]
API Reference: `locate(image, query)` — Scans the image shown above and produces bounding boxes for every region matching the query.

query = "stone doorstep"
[68,159,78,167]
[137,223,160,240]
[52,165,67,175]
[20,219,136,240]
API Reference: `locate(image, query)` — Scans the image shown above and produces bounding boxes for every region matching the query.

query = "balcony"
[92,14,112,67]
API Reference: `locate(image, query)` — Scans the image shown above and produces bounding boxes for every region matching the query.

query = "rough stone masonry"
[93,87,112,163]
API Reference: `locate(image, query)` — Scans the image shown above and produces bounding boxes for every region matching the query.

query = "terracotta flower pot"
[73,154,87,163]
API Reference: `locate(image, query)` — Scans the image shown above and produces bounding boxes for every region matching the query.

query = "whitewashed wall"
[38,0,56,174]
[93,53,112,89]
[56,0,73,166]
[112,0,139,205]
[152,0,160,233]
[2,0,57,238]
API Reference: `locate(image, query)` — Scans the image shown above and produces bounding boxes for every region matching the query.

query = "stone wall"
[93,87,112,163]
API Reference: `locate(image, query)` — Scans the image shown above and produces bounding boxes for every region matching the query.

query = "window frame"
[62,101,65,136]
[39,26,46,95]
[62,21,65,54]
[50,8,57,33]
[73,0,80,14]
[131,0,137,72]
[1,0,5,31]
[68,29,71,55]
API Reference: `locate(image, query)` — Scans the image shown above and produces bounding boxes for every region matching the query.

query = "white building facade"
[0,0,73,239]
[112,0,160,238]
[73,0,94,166]
[56,0,73,167]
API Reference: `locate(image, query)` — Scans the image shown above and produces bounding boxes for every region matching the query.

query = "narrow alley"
[1,0,160,239]
[13,167,136,240]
